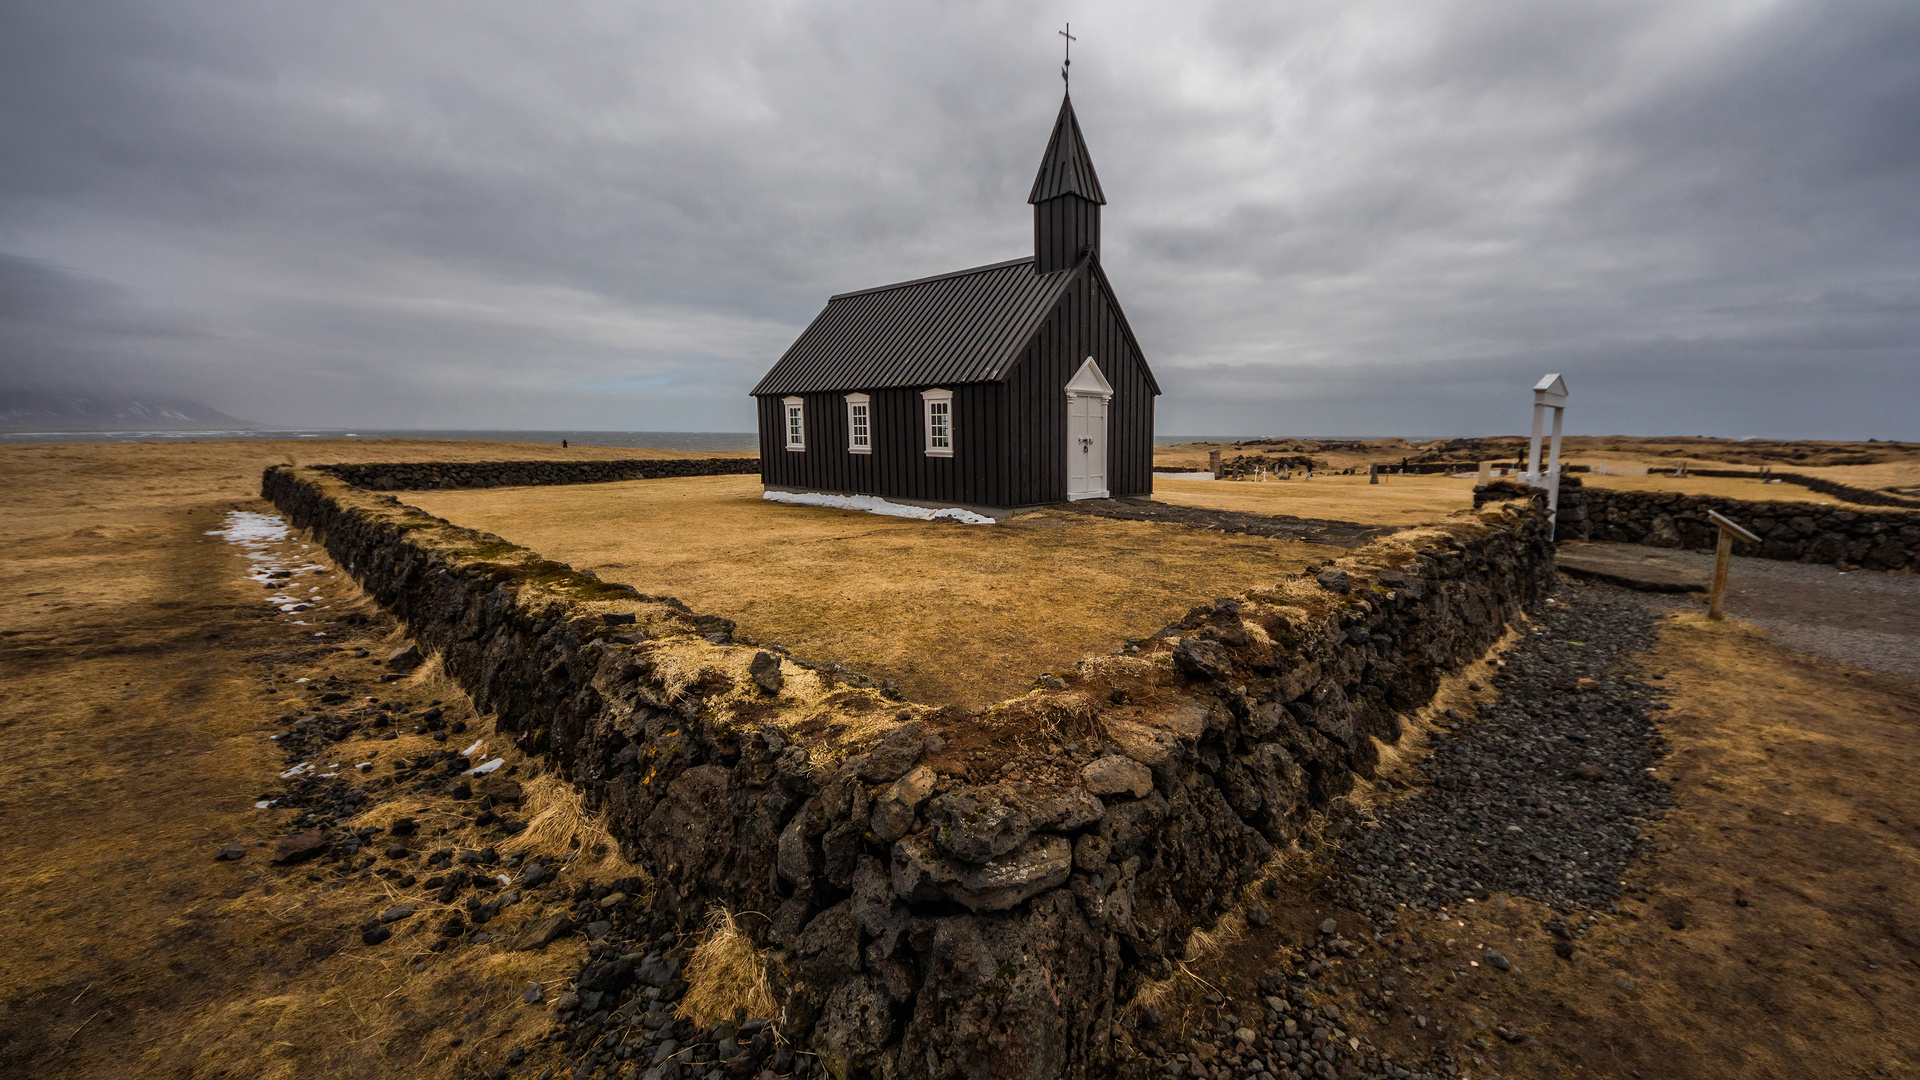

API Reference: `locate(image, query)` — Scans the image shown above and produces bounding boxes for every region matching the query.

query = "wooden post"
[1209,449,1222,479]
[1706,509,1762,620]
[1478,461,1490,484]
[1369,463,1379,485]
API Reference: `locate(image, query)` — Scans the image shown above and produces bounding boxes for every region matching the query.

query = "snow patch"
[460,739,486,758]
[466,757,505,776]
[762,489,995,524]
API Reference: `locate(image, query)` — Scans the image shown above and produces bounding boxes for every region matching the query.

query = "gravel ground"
[1127,578,1676,1080]
[1642,549,1920,680]
[1337,577,1673,923]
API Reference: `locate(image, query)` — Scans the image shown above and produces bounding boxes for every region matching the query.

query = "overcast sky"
[2,0,1915,438]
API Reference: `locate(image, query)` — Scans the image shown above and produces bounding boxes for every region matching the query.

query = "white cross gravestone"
[1522,374,1568,538]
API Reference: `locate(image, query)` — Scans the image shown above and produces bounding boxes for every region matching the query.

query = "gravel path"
[1126,578,1676,1080]
[1336,577,1673,923]
[1641,549,1920,680]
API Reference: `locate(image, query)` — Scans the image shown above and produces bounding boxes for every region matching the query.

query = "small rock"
[385,644,424,672]
[1172,637,1231,681]
[1234,1027,1257,1047]
[859,722,925,783]
[361,925,391,946]
[389,818,418,837]
[1315,569,1352,594]
[1320,918,1338,936]
[379,905,416,923]
[511,914,574,951]
[1484,950,1511,971]
[384,844,410,859]
[522,982,544,1004]
[1036,674,1068,692]
[475,776,524,804]
[1571,762,1606,782]
[749,651,784,695]
[601,612,636,625]
[1553,939,1574,959]
[214,844,246,861]
[271,830,328,865]
[1081,755,1153,798]
[1244,904,1270,928]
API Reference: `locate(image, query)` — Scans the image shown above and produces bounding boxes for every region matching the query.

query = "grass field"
[1154,472,1481,526]
[405,474,1344,706]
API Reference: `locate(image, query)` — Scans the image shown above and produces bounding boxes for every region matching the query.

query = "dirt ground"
[0,441,638,1080]
[1156,595,1920,1080]
[404,475,1342,707]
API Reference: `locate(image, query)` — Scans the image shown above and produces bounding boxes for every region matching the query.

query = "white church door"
[1065,357,1113,500]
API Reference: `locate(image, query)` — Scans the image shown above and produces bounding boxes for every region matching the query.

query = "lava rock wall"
[1683,468,1920,510]
[1472,477,1916,572]
[1581,489,1918,570]
[263,464,1556,1079]
[319,457,759,491]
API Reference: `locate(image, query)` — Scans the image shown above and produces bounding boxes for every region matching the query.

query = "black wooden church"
[751,90,1159,515]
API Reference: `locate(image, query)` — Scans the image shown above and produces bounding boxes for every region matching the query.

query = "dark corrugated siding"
[755,258,1157,509]
[997,270,1155,503]
[1034,194,1101,275]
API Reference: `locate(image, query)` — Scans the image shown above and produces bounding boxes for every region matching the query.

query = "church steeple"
[1029,92,1106,274]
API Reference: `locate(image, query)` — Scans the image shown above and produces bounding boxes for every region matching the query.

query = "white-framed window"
[921,388,953,457]
[783,396,805,451]
[845,393,871,454]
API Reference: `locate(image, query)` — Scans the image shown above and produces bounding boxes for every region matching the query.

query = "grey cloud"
[0,0,1914,436]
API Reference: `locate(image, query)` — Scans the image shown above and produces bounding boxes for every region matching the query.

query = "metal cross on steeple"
[1059,24,1076,86]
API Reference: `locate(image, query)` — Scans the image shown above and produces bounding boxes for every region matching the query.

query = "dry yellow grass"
[676,908,777,1029]
[405,475,1342,706]
[1152,473,1480,527]
[500,772,633,878]
[1574,471,1879,506]
[0,440,703,1079]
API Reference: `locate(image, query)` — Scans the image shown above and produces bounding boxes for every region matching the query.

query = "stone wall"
[1579,488,1919,571]
[319,457,759,491]
[1474,477,1918,571]
[262,464,1556,1079]
[1684,468,1920,510]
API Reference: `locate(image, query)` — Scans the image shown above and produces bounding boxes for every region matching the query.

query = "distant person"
[562,439,568,449]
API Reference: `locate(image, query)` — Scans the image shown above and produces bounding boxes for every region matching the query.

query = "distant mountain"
[0,389,258,432]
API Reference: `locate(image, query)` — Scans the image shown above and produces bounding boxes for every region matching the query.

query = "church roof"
[1027,94,1106,205]
[751,257,1079,397]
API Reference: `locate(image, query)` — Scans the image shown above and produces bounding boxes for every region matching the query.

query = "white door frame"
[1065,357,1113,501]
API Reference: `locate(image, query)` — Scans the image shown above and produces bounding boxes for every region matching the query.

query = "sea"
[0,429,1438,449]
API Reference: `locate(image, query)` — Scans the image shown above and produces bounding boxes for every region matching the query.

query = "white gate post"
[1526,375,1569,538]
